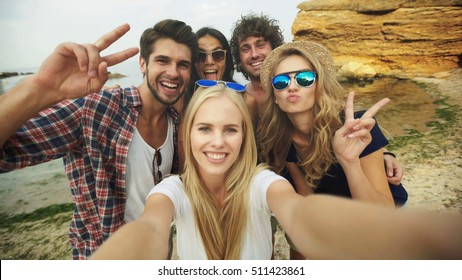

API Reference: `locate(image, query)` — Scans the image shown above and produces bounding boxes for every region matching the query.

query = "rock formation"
[292,0,462,78]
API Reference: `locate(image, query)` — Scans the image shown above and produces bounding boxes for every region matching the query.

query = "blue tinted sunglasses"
[271,70,317,91]
[195,79,246,93]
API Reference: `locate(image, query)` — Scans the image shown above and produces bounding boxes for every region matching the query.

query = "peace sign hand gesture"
[33,23,139,102]
[333,92,390,165]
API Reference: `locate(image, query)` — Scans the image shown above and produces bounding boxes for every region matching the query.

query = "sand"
[0,69,461,259]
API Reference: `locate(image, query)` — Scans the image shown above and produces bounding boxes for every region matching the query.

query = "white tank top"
[148,169,286,259]
[124,115,174,222]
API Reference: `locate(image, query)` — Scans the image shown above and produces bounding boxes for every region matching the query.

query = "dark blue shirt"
[283,111,407,206]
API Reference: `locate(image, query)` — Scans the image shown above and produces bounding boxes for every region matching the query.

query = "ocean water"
[105,59,144,88]
[0,59,143,95]
[0,68,37,95]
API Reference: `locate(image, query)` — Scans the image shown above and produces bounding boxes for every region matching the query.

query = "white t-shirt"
[124,115,174,222]
[148,169,286,259]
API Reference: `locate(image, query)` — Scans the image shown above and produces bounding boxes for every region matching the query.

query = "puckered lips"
[287,94,300,103]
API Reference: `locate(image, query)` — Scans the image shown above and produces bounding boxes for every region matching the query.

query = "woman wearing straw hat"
[258,41,408,259]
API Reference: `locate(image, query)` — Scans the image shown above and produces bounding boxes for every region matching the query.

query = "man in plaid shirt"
[0,20,198,259]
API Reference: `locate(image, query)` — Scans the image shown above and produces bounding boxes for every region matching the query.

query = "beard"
[241,64,261,81]
[146,69,185,106]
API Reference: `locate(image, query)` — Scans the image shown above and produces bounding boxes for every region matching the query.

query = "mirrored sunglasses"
[197,50,227,63]
[271,70,317,91]
[195,79,247,93]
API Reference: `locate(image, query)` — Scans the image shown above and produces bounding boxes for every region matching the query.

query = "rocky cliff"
[292,0,462,78]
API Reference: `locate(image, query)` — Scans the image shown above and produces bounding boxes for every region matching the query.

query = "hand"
[384,154,404,185]
[333,92,390,165]
[33,23,139,101]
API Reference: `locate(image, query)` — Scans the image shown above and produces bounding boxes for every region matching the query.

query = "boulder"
[292,0,462,78]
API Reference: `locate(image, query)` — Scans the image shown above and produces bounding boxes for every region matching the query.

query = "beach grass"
[0,204,73,260]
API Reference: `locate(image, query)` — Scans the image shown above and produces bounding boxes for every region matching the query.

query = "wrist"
[337,157,361,170]
[383,151,396,158]
[29,74,66,106]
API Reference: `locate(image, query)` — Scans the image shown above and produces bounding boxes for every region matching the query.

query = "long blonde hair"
[258,43,344,189]
[181,85,263,259]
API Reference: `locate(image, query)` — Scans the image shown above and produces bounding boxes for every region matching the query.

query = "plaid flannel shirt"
[0,86,180,259]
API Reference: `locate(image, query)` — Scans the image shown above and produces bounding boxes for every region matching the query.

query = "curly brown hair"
[230,13,284,80]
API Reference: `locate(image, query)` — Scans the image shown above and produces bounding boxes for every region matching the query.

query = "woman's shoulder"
[150,175,183,194]
[159,174,182,187]
[252,168,287,185]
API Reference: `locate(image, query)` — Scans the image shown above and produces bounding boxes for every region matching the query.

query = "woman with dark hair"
[194,27,235,82]
[175,27,236,115]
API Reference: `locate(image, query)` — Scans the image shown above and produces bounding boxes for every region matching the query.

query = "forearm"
[0,75,63,146]
[341,160,393,206]
[287,195,462,259]
[286,162,314,196]
[90,220,170,260]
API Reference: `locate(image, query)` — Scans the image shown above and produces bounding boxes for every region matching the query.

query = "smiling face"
[140,37,192,105]
[190,95,243,181]
[273,55,317,115]
[195,34,227,81]
[238,36,273,80]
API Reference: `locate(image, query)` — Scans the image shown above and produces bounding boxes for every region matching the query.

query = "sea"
[0,59,143,95]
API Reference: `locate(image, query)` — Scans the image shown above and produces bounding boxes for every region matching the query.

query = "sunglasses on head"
[196,79,247,93]
[197,50,227,63]
[271,70,317,91]
[153,148,162,185]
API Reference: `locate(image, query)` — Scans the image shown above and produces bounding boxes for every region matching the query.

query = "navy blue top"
[283,111,407,206]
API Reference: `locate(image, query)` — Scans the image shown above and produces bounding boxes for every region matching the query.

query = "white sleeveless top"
[124,115,173,222]
[148,169,286,259]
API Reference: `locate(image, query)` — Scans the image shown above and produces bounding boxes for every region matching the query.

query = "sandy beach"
[0,69,461,260]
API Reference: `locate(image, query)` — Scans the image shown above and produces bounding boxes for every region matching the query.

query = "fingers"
[347,126,373,139]
[384,156,394,177]
[342,117,376,138]
[83,43,103,78]
[394,166,404,181]
[68,43,104,78]
[76,24,139,75]
[92,61,109,91]
[97,61,108,80]
[94,23,131,51]
[361,97,390,119]
[59,42,90,72]
[103,47,139,67]
[344,91,390,121]
[387,176,401,186]
[345,91,355,120]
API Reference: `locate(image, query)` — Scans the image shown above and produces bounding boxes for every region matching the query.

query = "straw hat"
[260,41,336,95]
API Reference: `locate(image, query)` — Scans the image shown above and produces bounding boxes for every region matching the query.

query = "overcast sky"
[0,0,303,71]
